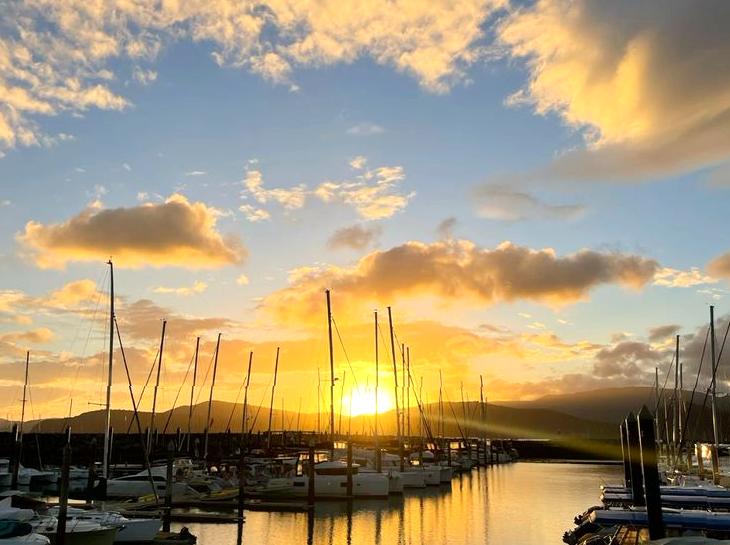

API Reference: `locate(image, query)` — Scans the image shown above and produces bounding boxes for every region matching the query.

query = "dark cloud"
[474,185,585,221]
[648,324,680,342]
[18,194,246,269]
[327,224,381,251]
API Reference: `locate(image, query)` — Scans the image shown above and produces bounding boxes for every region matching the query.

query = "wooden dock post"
[56,432,71,545]
[696,444,705,479]
[638,407,664,540]
[163,441,174,532]
[308,445,316,506]
[711,444,720,484]
[346,441,353,498]
[625,412,645,506]
[237,454,245,524]
[9,424,19,489]
[620,422,631,488]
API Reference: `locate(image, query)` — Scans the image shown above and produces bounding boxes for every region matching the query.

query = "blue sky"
[1,0,729,419]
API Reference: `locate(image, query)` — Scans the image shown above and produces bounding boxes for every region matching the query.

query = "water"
[172,462,622,545]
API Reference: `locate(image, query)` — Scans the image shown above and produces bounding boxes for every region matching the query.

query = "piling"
[307,445,315,506]
[696,444,705,479]
[620,422,631,488]
[107,426,114,469]
[637,407,664,540]
[711,444,720,484]
[56,435,71,545]
[163,442,174,533]
[346,441,353,498]
[625,412,645,506]
[237,455,245,524]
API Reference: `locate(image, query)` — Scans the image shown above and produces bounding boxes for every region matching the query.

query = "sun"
[344,388,394,417]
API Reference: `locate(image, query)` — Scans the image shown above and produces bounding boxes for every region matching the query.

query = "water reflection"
[173,463,621,545]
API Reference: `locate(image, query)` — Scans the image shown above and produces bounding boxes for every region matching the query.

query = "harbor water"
[173,462,622,545]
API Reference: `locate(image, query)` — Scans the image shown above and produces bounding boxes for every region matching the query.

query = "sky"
[2,0,730,422]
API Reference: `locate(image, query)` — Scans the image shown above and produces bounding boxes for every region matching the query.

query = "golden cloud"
[708,252,730,279]
[497,0,730,180]
[0,327,54,344]
[17,194,246,269]
[262,239,659,323]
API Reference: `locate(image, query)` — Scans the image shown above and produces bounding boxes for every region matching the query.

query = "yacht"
[46,507,160,543]
[290,461,389,499]
[100,466,196,499]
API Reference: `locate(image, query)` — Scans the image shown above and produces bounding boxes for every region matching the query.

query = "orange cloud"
[0,327,55,344]
[262,239,658,324]
[497,0,730,180]
[708,252,730,279]
[17,194,246,269]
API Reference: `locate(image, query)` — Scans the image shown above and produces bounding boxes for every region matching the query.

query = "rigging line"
[124,344,160,434]
[162,348,195,434]
[194,348,217,406]
[224,354,250,432]
[65,267,108,425]
[688,319,730,445]
[330,316,360,390]
[247,378,274,435]
[679,326,710,448]
[654,352,676,415]
[443,389,467,442]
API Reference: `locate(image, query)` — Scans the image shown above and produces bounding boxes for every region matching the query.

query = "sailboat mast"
[267,347,280,450]
[20,351,29,435]
[401,343,406,443]
[325,290,336,445]
[675,334,682,453]
[148,319,167,454]
[204,332,222,460]
[241,351,253,440]
[374,310,380,472]
[480,375,485,443]
[439,370,444,438]
[187,337,199,452]
[387,307,403,471]
[710,305,720,451]
[406,346,411,441]
[103,259,115,479]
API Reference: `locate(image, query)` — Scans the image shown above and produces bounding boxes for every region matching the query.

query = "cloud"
[436,217,457,239]
[327,224,382,251]
[262,239,659,323]
[47,279,99,307]
[153,280,208,296]
[708,253,730,279]
[497,0,730,182]
[474,185,586,221]
[0,1,505,153]
[347,123,385,136]
[239,204,271,223]
[648,324,680,342]
[18,194,246,269]
[653,267,717,288]
[349,156,367,170]
[0,327,55,345]
[242,170,307,210]
[236,274,250,286]
[314,162,414,220]
[132,67,158,86]
[185,171,207,177]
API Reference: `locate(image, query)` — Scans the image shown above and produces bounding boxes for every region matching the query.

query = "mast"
[317,367,321,435]
[406,347,411,441]
[480,375,486,443]
[203,332,221,460]
[401,343,406,443]
[338,371,346,436]
[710,305,720,452]
[103,259,115,479]
[439,370,444,438]
[325,290,336,446]
[387,307,403,471]
[241,351,253,441]
[148,319,166,454]
[20,351,29,435]
[187,337,200,453]
[374,310,380,472]
[675,334,682,454]
[267,347,280,450]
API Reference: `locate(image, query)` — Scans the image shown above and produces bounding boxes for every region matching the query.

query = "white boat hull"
[289,473,389,498]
